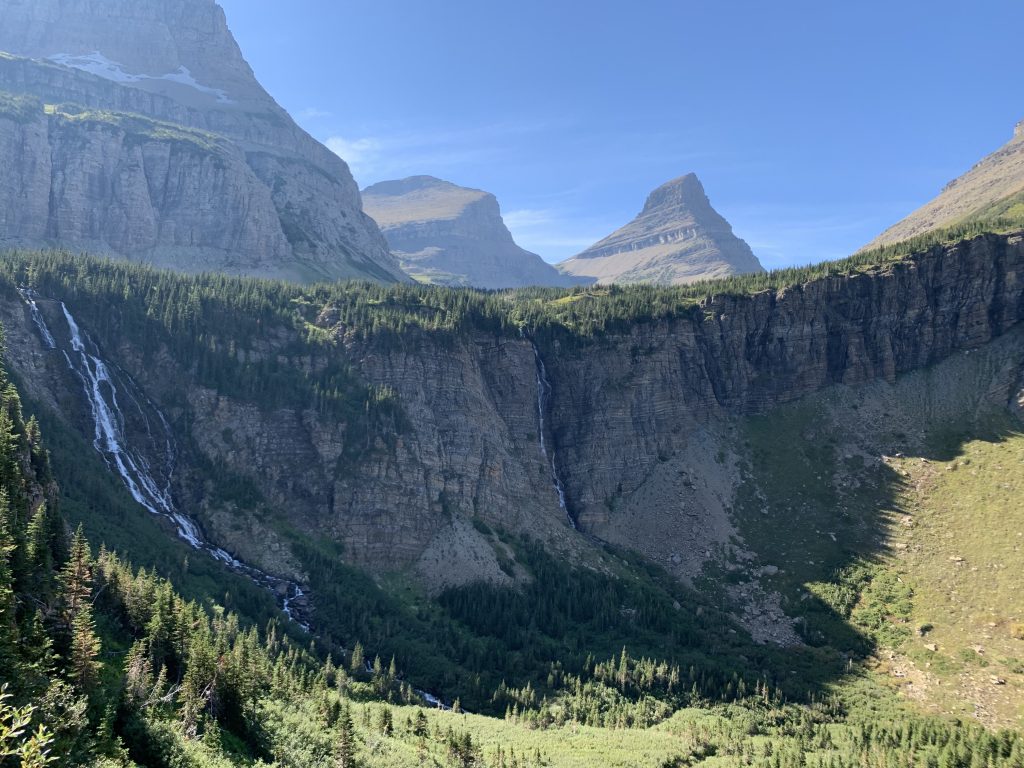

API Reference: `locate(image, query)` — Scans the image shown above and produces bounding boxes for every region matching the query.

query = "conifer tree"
[59,528,101,692]
[350,641,364,675]
[0,491,18,674]
[335,703,357,768]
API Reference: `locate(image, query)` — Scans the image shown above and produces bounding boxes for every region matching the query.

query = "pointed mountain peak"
[642,173,709,213]
[558,174,763,286]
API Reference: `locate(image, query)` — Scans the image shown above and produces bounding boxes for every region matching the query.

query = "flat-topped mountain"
[0,0,408,284]
[863,119,1024,250]
[559,174,764,285]
[362,176,581,288]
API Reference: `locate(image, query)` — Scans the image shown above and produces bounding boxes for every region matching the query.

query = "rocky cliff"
[863,119,1024,250]
[559,174,764,285]
[363,176,582,288]
[4,232,1022,603]
[0,0,407,283]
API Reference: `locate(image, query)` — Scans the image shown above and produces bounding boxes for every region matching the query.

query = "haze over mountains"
[0,0,408,283]
[362,176,581,289]
[559,173,765,285]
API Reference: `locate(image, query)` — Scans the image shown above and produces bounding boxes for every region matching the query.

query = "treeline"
[1,217,1020,370]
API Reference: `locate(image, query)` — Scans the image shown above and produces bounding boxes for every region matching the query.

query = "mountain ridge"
[863,119,1024,251]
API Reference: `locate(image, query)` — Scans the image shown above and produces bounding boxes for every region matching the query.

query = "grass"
[729,338,1024,729]
[887,425,1024,726]
[45,102,224,153]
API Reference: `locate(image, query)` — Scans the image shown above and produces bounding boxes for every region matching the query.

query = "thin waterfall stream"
[530,339,577,530]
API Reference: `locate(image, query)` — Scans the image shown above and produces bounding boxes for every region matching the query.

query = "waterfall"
[530,340,577,530]
[21,290,57,349]
[21,293,310,630]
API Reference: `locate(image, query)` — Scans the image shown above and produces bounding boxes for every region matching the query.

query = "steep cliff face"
[547,233,1024,536]
[0,0,407,283]
[363,176,581,288]
[0,101,298,275]
[559,174,764,285]
[4,233,1023,602]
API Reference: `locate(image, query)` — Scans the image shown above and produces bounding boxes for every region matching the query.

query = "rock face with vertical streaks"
[0,0,408,283]
[5,232,1023,596]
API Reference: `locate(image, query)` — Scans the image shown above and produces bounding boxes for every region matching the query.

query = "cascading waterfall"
[530,340,577,530]
[21,292,309,629]
[22,290,56,349]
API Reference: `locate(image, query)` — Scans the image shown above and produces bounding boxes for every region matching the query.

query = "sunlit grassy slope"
[730,330,1024,729]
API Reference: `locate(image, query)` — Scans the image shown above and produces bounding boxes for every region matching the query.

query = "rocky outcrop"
[0,0,407,283]
[559,174,764,285]
[863,120,1024,250]
[363,176,581,288]
[0,102,299,276]
[5,233,1024,596]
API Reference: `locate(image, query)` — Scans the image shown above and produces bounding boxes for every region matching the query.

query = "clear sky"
[218,0,1024,269]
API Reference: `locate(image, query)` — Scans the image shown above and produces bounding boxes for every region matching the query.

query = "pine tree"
[68,607,102,693]
[59,528,101,692]
[0,491,18,674]
[412,709,428,738]
[350,641,364,675]
[335,703,357,768]
[378,705,393,737]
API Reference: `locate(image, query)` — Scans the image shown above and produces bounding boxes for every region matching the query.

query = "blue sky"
[218,0,1024,269]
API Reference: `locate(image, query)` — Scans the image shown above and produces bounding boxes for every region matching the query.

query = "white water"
[22,294,309,630]
[530,341,576,530]
[21,291,57,349]
[24,296,462,702]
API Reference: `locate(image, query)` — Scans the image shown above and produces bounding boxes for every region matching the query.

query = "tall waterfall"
[21,292,309,628]
[530,341,577,530]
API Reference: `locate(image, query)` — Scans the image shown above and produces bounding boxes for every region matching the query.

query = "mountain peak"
[0,0,407,284]
[642,173,708,213]
[362,176,582,289]
[0,0,265,108]
[558,175,763,285]
[862,118,1024,251]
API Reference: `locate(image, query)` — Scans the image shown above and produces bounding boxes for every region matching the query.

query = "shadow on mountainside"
[724,326,1024,703]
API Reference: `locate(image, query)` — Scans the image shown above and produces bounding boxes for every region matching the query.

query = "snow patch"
[47,52,233,103]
